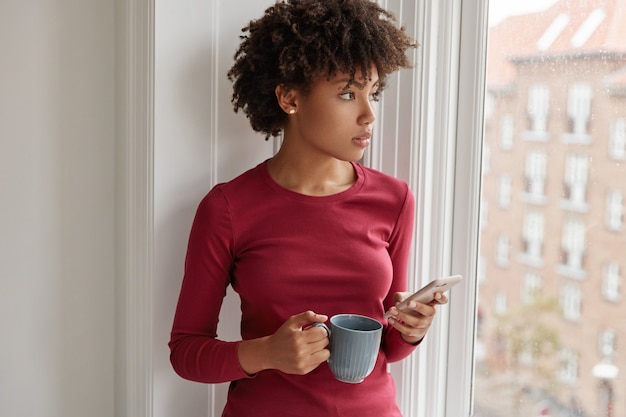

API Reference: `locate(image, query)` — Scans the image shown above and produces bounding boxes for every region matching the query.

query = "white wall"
[0,1,116,416]
[153,1,275,416]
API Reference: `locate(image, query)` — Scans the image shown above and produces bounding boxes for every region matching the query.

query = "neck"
[266,149,356,197]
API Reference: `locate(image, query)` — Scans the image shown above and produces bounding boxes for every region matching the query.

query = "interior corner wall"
[152,1,275,416]
[0,1,116,416]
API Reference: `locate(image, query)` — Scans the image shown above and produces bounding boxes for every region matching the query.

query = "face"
[285,64,380,162]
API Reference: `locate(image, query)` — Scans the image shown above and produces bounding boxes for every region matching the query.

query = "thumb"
[289,310,328,330]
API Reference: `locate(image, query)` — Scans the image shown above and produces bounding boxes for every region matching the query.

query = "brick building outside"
[474,1,626,416]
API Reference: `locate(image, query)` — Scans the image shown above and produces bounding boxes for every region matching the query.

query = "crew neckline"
[259,160,365,203]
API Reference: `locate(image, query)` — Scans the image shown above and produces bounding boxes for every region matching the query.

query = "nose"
[360,100,376,126]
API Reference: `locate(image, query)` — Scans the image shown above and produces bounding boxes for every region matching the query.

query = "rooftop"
[487,0,626,89]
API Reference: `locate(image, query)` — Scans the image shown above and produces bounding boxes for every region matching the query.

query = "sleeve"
[380,184,420,363]
[168,187,252,383]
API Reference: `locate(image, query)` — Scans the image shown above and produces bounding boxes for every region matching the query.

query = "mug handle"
[311,322,331,338]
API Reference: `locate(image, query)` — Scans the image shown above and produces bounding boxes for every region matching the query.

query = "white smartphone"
[384,275,463,319]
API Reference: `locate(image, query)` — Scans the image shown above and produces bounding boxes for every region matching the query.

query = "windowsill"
[560,199,589,213]
[606,224,624,233]
[562,133,592,144]
[523,130,550,141]
[556,264,587,280]
[602,294,622,303]
[518,253,544,267]
[521,193,548,205]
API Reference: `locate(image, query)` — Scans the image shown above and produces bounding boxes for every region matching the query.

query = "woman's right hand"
[237,310,330,375]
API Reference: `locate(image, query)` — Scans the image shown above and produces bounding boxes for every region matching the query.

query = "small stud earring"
[289,109,296,114]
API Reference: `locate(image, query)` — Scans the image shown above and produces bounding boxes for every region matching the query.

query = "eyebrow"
[335,78,380,90]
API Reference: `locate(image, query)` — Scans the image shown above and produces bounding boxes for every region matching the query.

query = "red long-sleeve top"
[169,161,418,416]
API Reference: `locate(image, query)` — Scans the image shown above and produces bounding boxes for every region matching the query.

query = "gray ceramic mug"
[313,314,383,384]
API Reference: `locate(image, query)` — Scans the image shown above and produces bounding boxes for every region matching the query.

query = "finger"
[304,324,330,342]
[428,292,448,306]
[402,299,436,317]
[388,316,428,339]
[394,291,411,304]
[289,310,328,330]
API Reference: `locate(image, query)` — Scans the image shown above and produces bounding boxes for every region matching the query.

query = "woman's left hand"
[386,292,449,344]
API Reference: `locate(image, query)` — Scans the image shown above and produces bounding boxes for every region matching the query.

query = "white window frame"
[605,190,624,231]
[561,153,589,211]
[445,1,488,416]
[527,83,550,134]
[560,282,582,322]
[609,118,626,160]
[558,348,579,385]
[599,329,617,357]
[521,211,544,264]
[523,150,548,204]
[499,114,514,150]
[522,271,542,305]
[564,82,593,142]
[497,174,512,209]
[602,261,621,302]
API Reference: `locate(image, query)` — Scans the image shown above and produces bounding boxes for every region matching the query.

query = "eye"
[339,92,355,100]
[369,91,381,102]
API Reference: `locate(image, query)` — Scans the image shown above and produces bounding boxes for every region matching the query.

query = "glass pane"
[473,1,625,416]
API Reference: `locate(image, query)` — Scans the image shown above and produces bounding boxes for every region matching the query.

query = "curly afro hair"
[227,0,417,138]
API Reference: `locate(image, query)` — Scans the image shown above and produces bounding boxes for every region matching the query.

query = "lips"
[352,132,372,147]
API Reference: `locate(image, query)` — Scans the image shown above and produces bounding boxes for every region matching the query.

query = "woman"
[169,1,447,415]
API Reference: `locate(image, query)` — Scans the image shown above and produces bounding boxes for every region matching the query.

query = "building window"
[562,153,589,211]
[558,218,586,278]
[523,150,547,204]
[599,329,617,358]
[497,174,512,209]
[564,83,592,142]
[602,261,621,302]
[494,290,507,315]
[522,272,542,305]
[521,211,544,265]
[605,190,623,231]
[496,234,510,268]
[558,348,579,385]
[526,84,550,138]
[560,282,582,322]
[500,114,514,150]
[609,118,626,160]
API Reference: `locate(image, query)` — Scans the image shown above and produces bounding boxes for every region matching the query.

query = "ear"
[275,85,299,115]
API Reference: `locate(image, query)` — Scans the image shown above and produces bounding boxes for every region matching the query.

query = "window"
[558,348,579,385]
[609,118,626,160]
[526,84,550,138]
[521,271,541,304]
[599,329,617,358]
[520,211,544,265]
[497,174,512,208]
[523,150,547,204]
[562,153,589,211]
[495,234,510,268]
[560,282,582,321]
[565,83,592,142]
[605,190,623,231]
[559,218,586,277]
[472,2,626,416]
[602,261,621,302]
[499,114,514,150]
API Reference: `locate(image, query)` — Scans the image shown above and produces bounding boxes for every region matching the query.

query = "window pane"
[474,1,625,417]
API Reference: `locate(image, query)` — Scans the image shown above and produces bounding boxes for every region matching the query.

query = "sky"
[489,0,560,26]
